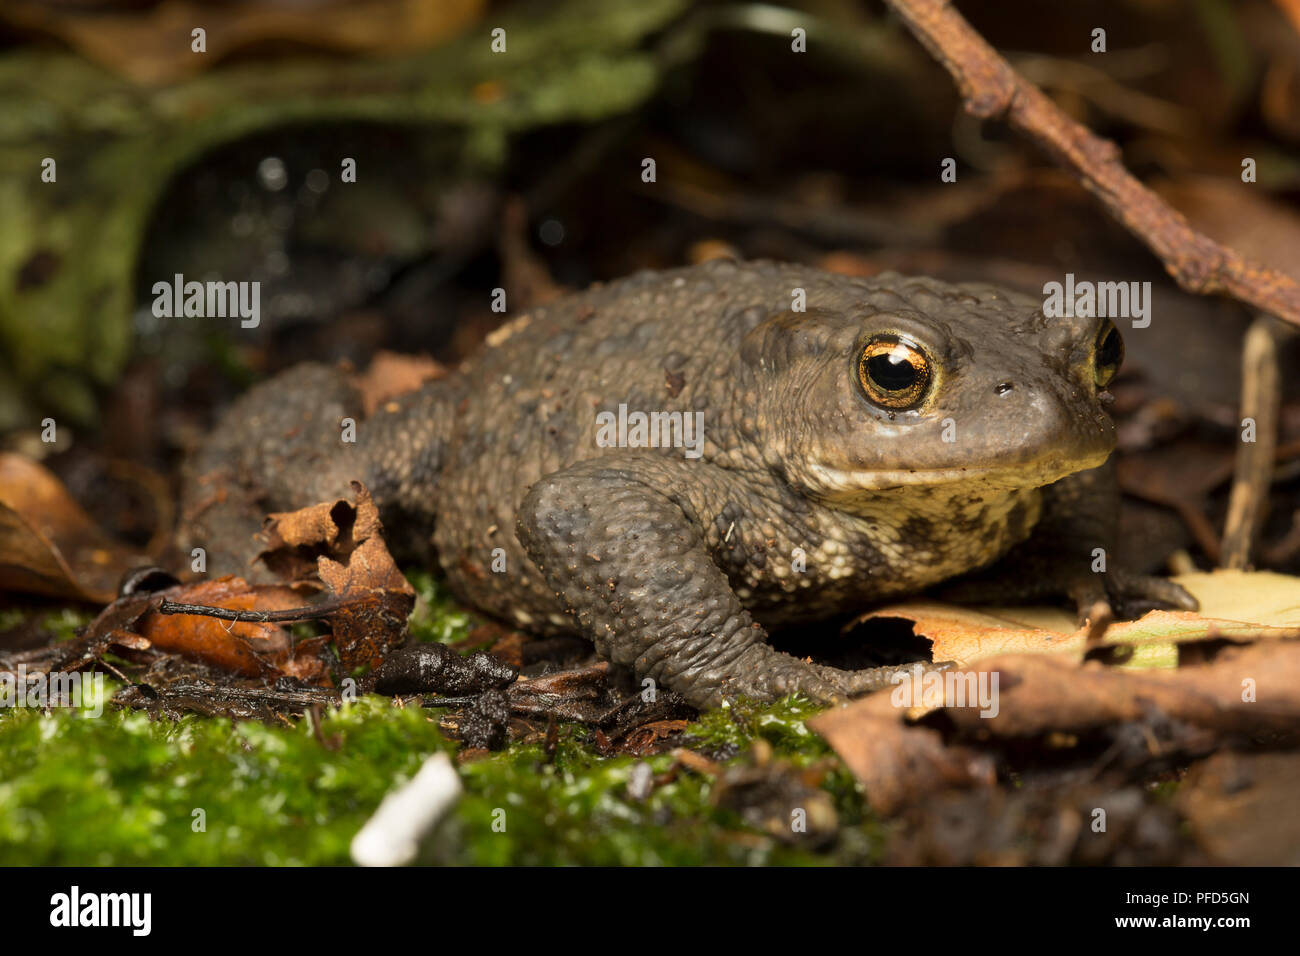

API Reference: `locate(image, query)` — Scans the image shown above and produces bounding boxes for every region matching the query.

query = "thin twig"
[156,598,343,624]
[145,681,343,707]
[419,695,479,708]
[1083,601,1114,648]
[881,0,1300,328]
[1221,317,1282,568]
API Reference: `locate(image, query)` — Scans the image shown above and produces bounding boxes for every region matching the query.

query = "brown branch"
[1275,0,1300,38]
[882,0,1300,329]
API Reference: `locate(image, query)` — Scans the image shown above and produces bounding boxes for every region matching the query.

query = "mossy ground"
[0,576,885,866]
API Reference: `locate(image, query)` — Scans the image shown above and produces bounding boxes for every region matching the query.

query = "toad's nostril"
[994,382,1015,395]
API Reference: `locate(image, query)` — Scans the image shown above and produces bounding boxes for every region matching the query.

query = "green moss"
[406,569,479,644]
[45,607,93,642]
[0,685,449,865]
[0,678,886,865]
[681,695,831,754]
[1147,779,1182,802]
[0,605,92,641]
[475,719,887,863]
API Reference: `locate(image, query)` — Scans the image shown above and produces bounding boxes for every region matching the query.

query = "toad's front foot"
[1065,566,1198,623]
[941,559,1198,624]
[672,641,954,709]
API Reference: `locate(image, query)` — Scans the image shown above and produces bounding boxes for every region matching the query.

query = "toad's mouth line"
[808,457,1105,492]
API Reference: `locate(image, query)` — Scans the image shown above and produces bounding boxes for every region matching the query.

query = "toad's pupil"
[1098,326,1122,370]
[867,353,918,391]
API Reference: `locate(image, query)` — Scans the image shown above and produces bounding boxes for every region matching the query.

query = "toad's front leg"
[515,457,896,710]
[939,461,1198,620]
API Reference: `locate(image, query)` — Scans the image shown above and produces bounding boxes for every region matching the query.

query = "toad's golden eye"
[857,335,931,410]
[1094,319,1124,388]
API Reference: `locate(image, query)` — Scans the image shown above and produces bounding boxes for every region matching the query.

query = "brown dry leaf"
[621,719,690,756]
[850,570,1300,667]
[259,481,413,670]
[352,350,447,417]
[1,0,485,85]
[812,640,1300,813]
[256,496,351,582]
[939,643,1300,738]
[257,481,394,583]
[817,573,1300,813]
[0,453,144,603]
[124,483,411,679]
[504,662,615,723]
[851,602,1080,665]
[136,577,323,679]
[808,690,996,815]
[858,604,1300,669]
[79,575,326,681]
[1172,570,1300,624]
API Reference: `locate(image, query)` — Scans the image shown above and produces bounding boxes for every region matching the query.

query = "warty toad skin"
[181,259,1195,708]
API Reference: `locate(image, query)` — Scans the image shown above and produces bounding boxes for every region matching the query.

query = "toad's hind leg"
[515,456,898,709]
[180,363,367,578]
[180,362,450,579]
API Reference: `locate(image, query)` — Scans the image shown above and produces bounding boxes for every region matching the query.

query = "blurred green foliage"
[0,0,686,428]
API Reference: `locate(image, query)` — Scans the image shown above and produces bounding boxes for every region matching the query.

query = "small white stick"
[350,752,463,867]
